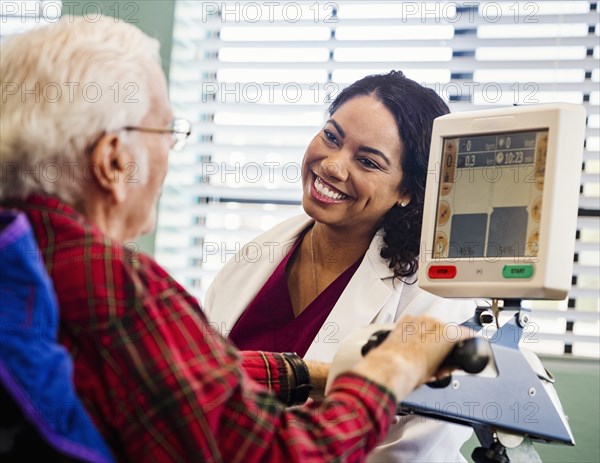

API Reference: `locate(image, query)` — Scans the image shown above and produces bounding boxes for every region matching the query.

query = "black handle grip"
[361,330,390,356]
[441,337,490,374]
[361,330,490,375]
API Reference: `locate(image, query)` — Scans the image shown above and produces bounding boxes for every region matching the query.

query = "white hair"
[0,15,161,202]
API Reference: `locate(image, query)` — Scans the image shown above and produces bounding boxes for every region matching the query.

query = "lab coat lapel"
[208,215,312,332]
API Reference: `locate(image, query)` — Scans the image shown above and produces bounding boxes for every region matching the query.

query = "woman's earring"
[399,201,408,207]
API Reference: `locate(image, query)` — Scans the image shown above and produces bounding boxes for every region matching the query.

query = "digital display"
[433,129,548,260]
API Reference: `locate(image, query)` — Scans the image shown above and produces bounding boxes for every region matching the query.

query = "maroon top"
[230,231,362,356]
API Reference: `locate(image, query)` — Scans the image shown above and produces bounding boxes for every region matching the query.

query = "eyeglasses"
[123,118,192,152]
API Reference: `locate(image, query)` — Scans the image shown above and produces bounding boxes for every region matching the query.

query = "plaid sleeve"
[240,350,291,403]
[83,254,395,462]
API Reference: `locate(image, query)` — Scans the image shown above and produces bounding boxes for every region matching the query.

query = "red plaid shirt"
[5,195,395,463]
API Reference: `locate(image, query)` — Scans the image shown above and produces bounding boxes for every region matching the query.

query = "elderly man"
[0,16,464,463]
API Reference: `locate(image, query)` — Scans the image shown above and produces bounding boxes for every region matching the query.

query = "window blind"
[157,0,600,358]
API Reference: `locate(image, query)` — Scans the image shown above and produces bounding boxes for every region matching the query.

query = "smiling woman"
[205,71,477,463]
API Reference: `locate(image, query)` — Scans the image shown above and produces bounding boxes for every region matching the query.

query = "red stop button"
[428,265,457,279]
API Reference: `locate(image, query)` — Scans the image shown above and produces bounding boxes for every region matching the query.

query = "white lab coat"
[205,214,474,462]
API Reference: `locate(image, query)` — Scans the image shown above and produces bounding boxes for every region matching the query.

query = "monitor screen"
[420,103,585,299]
[433,129,548,261]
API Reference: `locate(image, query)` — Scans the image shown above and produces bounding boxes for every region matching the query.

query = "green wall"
[462,357,600,462]
[62,1,176,255]
[62,0,175,77]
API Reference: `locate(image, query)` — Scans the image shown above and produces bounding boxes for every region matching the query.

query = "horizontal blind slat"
[192,36,600,50]
[193,13,599,28]
[185,57,599,71]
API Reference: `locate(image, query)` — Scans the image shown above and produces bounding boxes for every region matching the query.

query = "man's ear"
[89,133,129,203]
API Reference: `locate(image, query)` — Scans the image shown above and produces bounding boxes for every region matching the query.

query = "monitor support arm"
[327,301,574,463]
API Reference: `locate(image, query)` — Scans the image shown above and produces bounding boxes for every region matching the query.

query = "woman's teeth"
[314,176,347,200]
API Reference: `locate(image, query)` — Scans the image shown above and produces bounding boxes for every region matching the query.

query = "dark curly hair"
[328,71,449,281]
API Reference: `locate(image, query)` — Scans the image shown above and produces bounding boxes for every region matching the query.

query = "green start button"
[502,265,534,279]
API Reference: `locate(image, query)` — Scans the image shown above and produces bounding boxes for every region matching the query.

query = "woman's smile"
[310,174,350,203]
